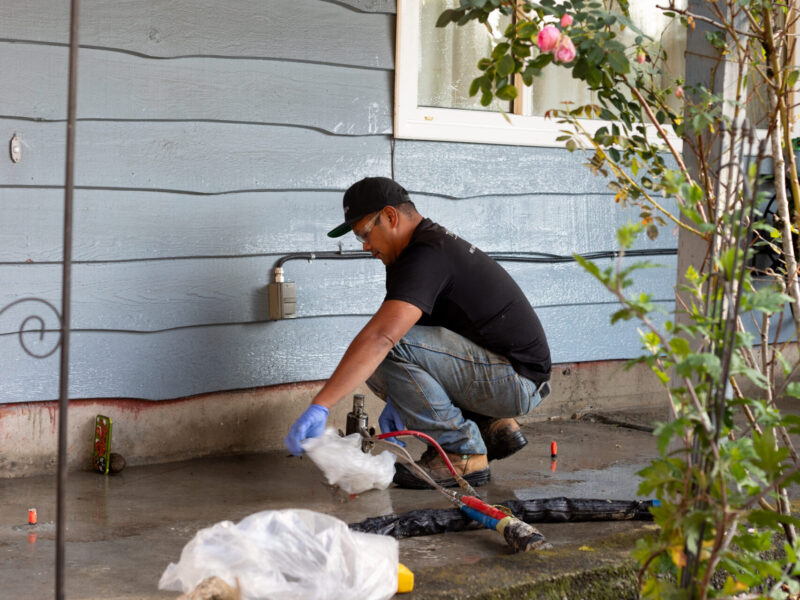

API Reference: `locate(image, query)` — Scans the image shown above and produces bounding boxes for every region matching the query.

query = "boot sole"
[486,430,528,461]
[392,464,491,489]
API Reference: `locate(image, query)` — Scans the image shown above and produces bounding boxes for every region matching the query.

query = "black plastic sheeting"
[349,497,655,538]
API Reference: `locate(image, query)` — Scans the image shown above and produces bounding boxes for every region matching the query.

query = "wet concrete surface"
[0,410,666,599]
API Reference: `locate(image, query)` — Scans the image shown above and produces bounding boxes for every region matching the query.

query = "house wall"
[0,0,674,468]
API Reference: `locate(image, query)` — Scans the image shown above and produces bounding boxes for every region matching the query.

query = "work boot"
[393,446,490,489]
[479,418,528,461]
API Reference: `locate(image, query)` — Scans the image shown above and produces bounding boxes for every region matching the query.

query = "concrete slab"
[0,408,667,599]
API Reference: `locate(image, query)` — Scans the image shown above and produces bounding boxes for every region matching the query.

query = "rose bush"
[437,0,800,597]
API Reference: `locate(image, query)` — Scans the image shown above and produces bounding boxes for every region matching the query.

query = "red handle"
[462,495,508,520]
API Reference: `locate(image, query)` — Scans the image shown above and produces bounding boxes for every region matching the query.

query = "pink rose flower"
[553,35,576,63]
[537,25,561,53]
[560,14,573,28]
[675,85,684,99]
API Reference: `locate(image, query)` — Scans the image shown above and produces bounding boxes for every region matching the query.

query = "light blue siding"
[0,0,676,403]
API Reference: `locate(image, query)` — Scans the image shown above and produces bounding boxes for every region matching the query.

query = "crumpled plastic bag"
[158,509,398,600]
[302,428,396,494]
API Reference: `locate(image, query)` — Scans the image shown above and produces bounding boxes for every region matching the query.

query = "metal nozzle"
[346,394,373,453]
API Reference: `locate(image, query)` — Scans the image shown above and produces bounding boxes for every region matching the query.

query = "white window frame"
[394,0,682,149]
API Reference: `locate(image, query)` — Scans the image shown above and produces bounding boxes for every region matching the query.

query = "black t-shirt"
[385,218,551,385]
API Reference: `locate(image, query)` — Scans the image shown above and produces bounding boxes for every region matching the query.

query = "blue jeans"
[366,325,547,455]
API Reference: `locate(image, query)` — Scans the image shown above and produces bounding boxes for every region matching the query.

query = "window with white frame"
[395,0,687,147]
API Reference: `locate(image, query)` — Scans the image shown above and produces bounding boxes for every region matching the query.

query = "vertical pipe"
[56,0,80,598]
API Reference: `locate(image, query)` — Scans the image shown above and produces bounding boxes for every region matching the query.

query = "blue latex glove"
[285,404,329,456]
[378,399,406,447]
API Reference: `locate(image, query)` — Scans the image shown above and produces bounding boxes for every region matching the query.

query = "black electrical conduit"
[349,497,656,538]
[272,247,678,272]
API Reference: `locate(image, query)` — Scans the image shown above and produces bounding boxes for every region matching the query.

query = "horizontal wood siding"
[0,188,675,262]
[1,120,391,191]
[1,0,395,67]
[0,0,677,403]
[0,256,676,332]
[3,43,392,134]
[1,305,669,403]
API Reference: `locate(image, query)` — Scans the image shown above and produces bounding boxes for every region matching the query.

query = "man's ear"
[385,206,397,227]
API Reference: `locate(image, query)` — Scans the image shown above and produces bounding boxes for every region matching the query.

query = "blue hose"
[460,505,500,530]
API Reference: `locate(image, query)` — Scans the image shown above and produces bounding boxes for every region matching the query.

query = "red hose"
[462,495,508,520]
[376,430,460,478]
[376,430,508,520]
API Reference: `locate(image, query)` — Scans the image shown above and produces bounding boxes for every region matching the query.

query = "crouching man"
[285,177,551,488]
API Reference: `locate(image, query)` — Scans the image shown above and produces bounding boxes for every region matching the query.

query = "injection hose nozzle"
[500,519,552,553]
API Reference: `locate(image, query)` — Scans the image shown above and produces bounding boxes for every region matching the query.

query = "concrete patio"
[1,407,667,599]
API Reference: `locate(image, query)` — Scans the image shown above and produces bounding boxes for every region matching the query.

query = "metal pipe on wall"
[56,0,80,597]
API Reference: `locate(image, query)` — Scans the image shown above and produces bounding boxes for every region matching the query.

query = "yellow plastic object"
[397,562,414,593]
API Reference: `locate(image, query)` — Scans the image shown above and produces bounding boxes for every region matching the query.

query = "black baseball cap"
[327,177,410,238]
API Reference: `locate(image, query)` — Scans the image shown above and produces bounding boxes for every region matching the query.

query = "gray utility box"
[268,281,297,319]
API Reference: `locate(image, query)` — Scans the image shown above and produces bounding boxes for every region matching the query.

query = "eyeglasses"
[353,211,382,244]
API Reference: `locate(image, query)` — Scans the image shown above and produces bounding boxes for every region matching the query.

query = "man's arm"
[284,299,421,455]
[311,299,422,408]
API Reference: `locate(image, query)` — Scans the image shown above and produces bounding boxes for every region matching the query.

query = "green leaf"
[469,77,482,97]
[496,54,516,77]
[574,253,602,280]
[786,382,800,399]
[654,419,687,455]
[775,350,792,377]
[752,429,787,479]
[616,222,643,249]
[675,353,722,380]
[518,22,538,39]
[491,42,510,60]
[669,337,691,358]
[742,287,792,315]
[607,50,630,74]
[610,308,634,323]
[717,246,744,280]
[436,9,463,27]
[496,83,518,100]
[788,69,799,90]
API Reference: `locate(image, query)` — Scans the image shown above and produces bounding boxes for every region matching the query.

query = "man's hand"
[285,404,329,456]
[378,398,406,447]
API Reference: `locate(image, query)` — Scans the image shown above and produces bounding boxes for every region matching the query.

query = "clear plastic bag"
[158,509,398,600]
[302,428,395,495]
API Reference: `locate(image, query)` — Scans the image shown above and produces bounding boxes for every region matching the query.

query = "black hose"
[273,248,677,271]
[349,497,656,539]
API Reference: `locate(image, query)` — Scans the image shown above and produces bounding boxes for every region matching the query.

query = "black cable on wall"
[273,247,678,271]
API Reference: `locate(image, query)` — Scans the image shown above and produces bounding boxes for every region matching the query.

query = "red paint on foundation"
[0,379,331,415]
[46,405,58,435]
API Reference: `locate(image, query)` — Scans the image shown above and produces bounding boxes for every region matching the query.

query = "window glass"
[418,0,512,112]
[417,1,687,116]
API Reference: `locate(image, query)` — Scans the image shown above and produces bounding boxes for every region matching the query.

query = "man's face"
[352,208,395,265]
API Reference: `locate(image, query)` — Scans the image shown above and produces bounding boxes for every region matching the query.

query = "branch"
[565,118,704,237]
[629,86,693,184]
[655,3,760,39]
[604,279,716,442]
[742,463,800,510]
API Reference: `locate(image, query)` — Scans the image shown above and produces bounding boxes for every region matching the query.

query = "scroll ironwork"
[0,297,62,359]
